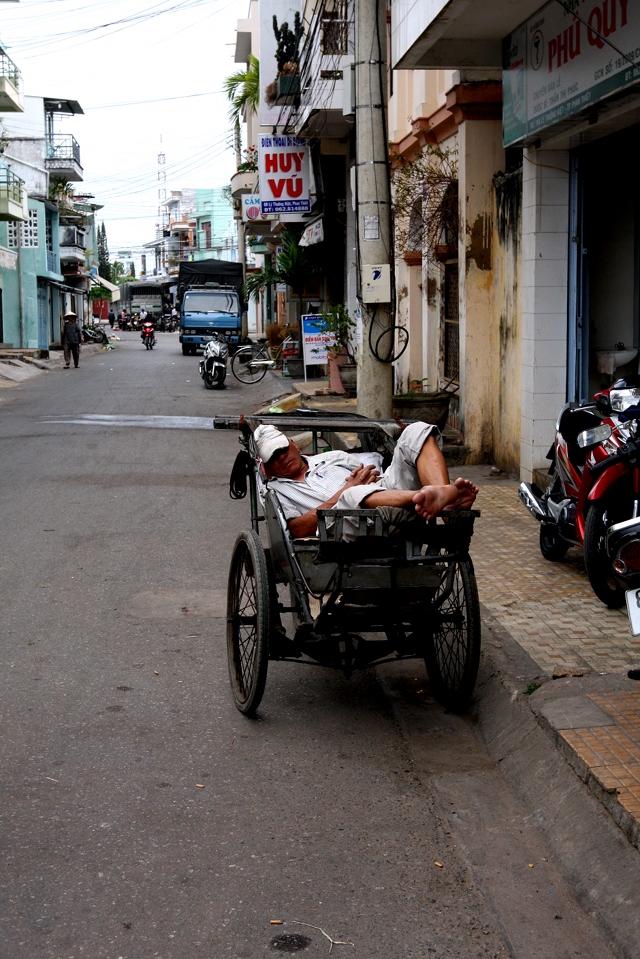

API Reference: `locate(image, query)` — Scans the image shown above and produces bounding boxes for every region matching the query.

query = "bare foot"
[452,477,478,510]
[412,484,459,520]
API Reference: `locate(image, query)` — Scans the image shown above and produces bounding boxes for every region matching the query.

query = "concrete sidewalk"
[286,377,640,851]
[0,343,108,385]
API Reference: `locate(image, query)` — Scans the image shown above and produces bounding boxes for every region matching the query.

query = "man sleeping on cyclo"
[254,422,478,540]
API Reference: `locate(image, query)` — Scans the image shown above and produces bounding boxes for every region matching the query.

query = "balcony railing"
[296,0,354,136]
[0,48,20,89]
[0,166,24,204]
[46,134,81,164]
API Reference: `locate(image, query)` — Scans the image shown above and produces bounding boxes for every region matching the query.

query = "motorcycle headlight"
[577,423,613,448]
[610,387,640,411]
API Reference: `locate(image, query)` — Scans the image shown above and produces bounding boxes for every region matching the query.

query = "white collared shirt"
[265,450,367,520]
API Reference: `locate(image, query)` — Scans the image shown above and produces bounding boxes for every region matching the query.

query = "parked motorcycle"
[519,379,640,608]
[199,333,228,389]
[82,324,109,345]
[141,321,156,350]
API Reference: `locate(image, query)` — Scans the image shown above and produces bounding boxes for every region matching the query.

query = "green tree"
[129,261,136,279]
[97,222,112,282]
[223,54,259,165]
[243,229,319,337]
[111,260,125,282]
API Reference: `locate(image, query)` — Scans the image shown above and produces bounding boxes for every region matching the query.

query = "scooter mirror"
[577,423,612,448]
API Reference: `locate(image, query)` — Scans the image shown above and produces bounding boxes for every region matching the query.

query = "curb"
[476,607,640,959]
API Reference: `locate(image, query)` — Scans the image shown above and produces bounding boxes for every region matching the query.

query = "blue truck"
[178,259,246,355]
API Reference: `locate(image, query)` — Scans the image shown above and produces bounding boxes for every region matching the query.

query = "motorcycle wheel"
[215,367,226,390]
[584,502,626,608]
[539,523,569,561]
[145,339,151,350]
[203,370,216,390]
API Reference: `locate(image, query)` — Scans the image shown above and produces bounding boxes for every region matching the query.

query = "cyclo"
[215,411,481,715]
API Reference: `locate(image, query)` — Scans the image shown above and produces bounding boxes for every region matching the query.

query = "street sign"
[302,315,336,366]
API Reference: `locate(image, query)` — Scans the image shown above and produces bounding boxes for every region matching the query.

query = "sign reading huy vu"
[259,136,311,215]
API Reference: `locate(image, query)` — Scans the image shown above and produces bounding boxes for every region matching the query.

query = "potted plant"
[265,13,303,106]
[316,305,357,395]
[392,379,455,430]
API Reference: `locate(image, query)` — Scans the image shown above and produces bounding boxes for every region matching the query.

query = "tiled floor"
[561,691,640,822]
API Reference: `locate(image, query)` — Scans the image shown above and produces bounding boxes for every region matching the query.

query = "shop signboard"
[503,0,640,146]
[301,314,336,366]
[258,135,311,214]
[241,194,276,223]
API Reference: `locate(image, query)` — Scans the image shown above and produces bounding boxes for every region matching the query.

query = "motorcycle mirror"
[577,423,612,448]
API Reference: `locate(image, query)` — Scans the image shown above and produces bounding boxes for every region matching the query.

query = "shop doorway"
[568,125,640,401]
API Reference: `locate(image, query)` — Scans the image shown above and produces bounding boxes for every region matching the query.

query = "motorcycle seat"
[557,405,603,467]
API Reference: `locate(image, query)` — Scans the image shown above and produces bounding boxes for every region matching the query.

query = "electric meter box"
[362,263,391,303]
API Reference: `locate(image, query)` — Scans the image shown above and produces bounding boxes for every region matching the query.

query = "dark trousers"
[64,343,80,367]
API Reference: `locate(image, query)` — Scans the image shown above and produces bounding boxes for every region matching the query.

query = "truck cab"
[179,286,242,355]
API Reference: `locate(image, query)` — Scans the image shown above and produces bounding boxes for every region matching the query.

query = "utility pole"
[355,0,393,418]
[17,223,24,348]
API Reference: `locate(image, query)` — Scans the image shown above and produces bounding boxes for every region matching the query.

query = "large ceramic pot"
[392,392,451,430]
[338,363,357,396]
[285,358,305,379]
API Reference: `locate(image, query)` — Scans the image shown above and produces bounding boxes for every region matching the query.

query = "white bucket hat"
[254,424,290,462]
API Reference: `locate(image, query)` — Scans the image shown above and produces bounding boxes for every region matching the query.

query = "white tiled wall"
[520,148,570,482]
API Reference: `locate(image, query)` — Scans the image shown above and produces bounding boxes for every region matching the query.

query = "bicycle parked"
[231,335,294,385]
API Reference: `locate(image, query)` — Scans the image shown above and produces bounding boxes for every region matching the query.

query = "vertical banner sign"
[302,315,336,366]
[259,136,311,214]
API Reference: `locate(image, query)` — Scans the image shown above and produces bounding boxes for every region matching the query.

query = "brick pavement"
[470,473,640,845]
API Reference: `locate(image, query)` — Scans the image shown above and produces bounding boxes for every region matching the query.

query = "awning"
[91,274,120,293]
[299,218,324,247]
[90,274,121,302]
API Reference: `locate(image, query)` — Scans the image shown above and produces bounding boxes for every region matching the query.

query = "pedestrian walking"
[61,311,84,368]
[108,309,115,329]
[120,308,127,330]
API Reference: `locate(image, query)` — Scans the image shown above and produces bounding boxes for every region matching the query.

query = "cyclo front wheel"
[231,347,268,384]
[227,530,270,714]
[424,559,481,712]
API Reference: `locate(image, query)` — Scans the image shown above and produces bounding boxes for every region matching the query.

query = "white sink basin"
[595,349,638,371]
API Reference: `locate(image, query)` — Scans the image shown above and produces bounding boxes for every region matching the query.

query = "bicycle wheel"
[227,530,270,714]
[231,347,269,384]
[424,559,481,712]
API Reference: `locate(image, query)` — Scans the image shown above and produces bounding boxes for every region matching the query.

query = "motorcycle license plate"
[625,588,640,635]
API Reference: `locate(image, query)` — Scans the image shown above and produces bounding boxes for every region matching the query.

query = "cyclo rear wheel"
[231,347,268,384]
[424,559,481,712]
[227,530,270,714]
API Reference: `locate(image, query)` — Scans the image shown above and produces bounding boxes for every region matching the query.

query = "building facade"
[391,0,640,481]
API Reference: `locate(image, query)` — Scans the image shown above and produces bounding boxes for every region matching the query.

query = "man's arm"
[287,464,380,537]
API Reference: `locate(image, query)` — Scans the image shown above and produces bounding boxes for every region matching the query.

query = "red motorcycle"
[141,321,156,350]
[519,378,640,608]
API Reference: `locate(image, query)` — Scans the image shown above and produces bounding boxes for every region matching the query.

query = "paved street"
[0,334,630,958]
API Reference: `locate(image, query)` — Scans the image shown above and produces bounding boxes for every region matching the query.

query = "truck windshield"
[183,291,239,314]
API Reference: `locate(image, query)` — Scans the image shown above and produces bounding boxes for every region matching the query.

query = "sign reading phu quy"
[258,135,311,215]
